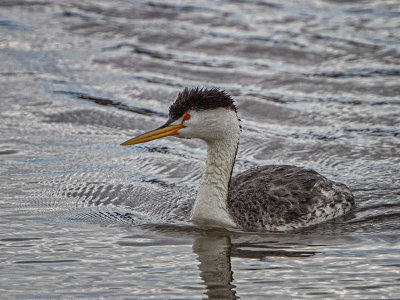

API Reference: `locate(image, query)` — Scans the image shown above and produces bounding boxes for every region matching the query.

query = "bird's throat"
[190,134,239,228]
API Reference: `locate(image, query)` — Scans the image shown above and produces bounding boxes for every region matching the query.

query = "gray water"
[1,0,400,298]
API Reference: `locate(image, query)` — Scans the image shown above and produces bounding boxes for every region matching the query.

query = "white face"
[173,107,240,142]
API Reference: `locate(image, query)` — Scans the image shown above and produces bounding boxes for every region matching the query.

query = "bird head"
[121,87,239,146]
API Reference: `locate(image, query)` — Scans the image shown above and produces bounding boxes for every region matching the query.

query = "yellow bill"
[120,124,185,146]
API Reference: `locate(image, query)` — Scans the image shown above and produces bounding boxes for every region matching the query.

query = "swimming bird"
[121,88,354,231]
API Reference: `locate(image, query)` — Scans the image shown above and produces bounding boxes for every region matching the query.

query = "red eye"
[183,113,191,120]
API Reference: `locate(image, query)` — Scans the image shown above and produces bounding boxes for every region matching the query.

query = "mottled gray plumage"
[228,165,354,231]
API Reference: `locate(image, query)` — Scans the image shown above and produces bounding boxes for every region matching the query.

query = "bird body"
[121,88,354,231]
[228,165,353,231]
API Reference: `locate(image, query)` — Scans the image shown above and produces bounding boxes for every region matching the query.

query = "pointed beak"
[120,124,186,146]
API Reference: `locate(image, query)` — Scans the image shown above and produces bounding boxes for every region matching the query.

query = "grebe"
[121,88,354,231]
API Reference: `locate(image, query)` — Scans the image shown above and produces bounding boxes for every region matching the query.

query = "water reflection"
[193,232,237,299]
[193,230,318,299]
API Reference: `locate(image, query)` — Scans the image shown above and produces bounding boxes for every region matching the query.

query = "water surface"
[1,0,399,298]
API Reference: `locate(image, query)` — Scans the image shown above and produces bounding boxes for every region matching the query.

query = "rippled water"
[1,0,400,298]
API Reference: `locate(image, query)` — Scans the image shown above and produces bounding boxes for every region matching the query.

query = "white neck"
[190,122,240,228]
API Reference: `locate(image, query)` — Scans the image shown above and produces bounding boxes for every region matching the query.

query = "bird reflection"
[192,230,318,299]
[193,232,237,299]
